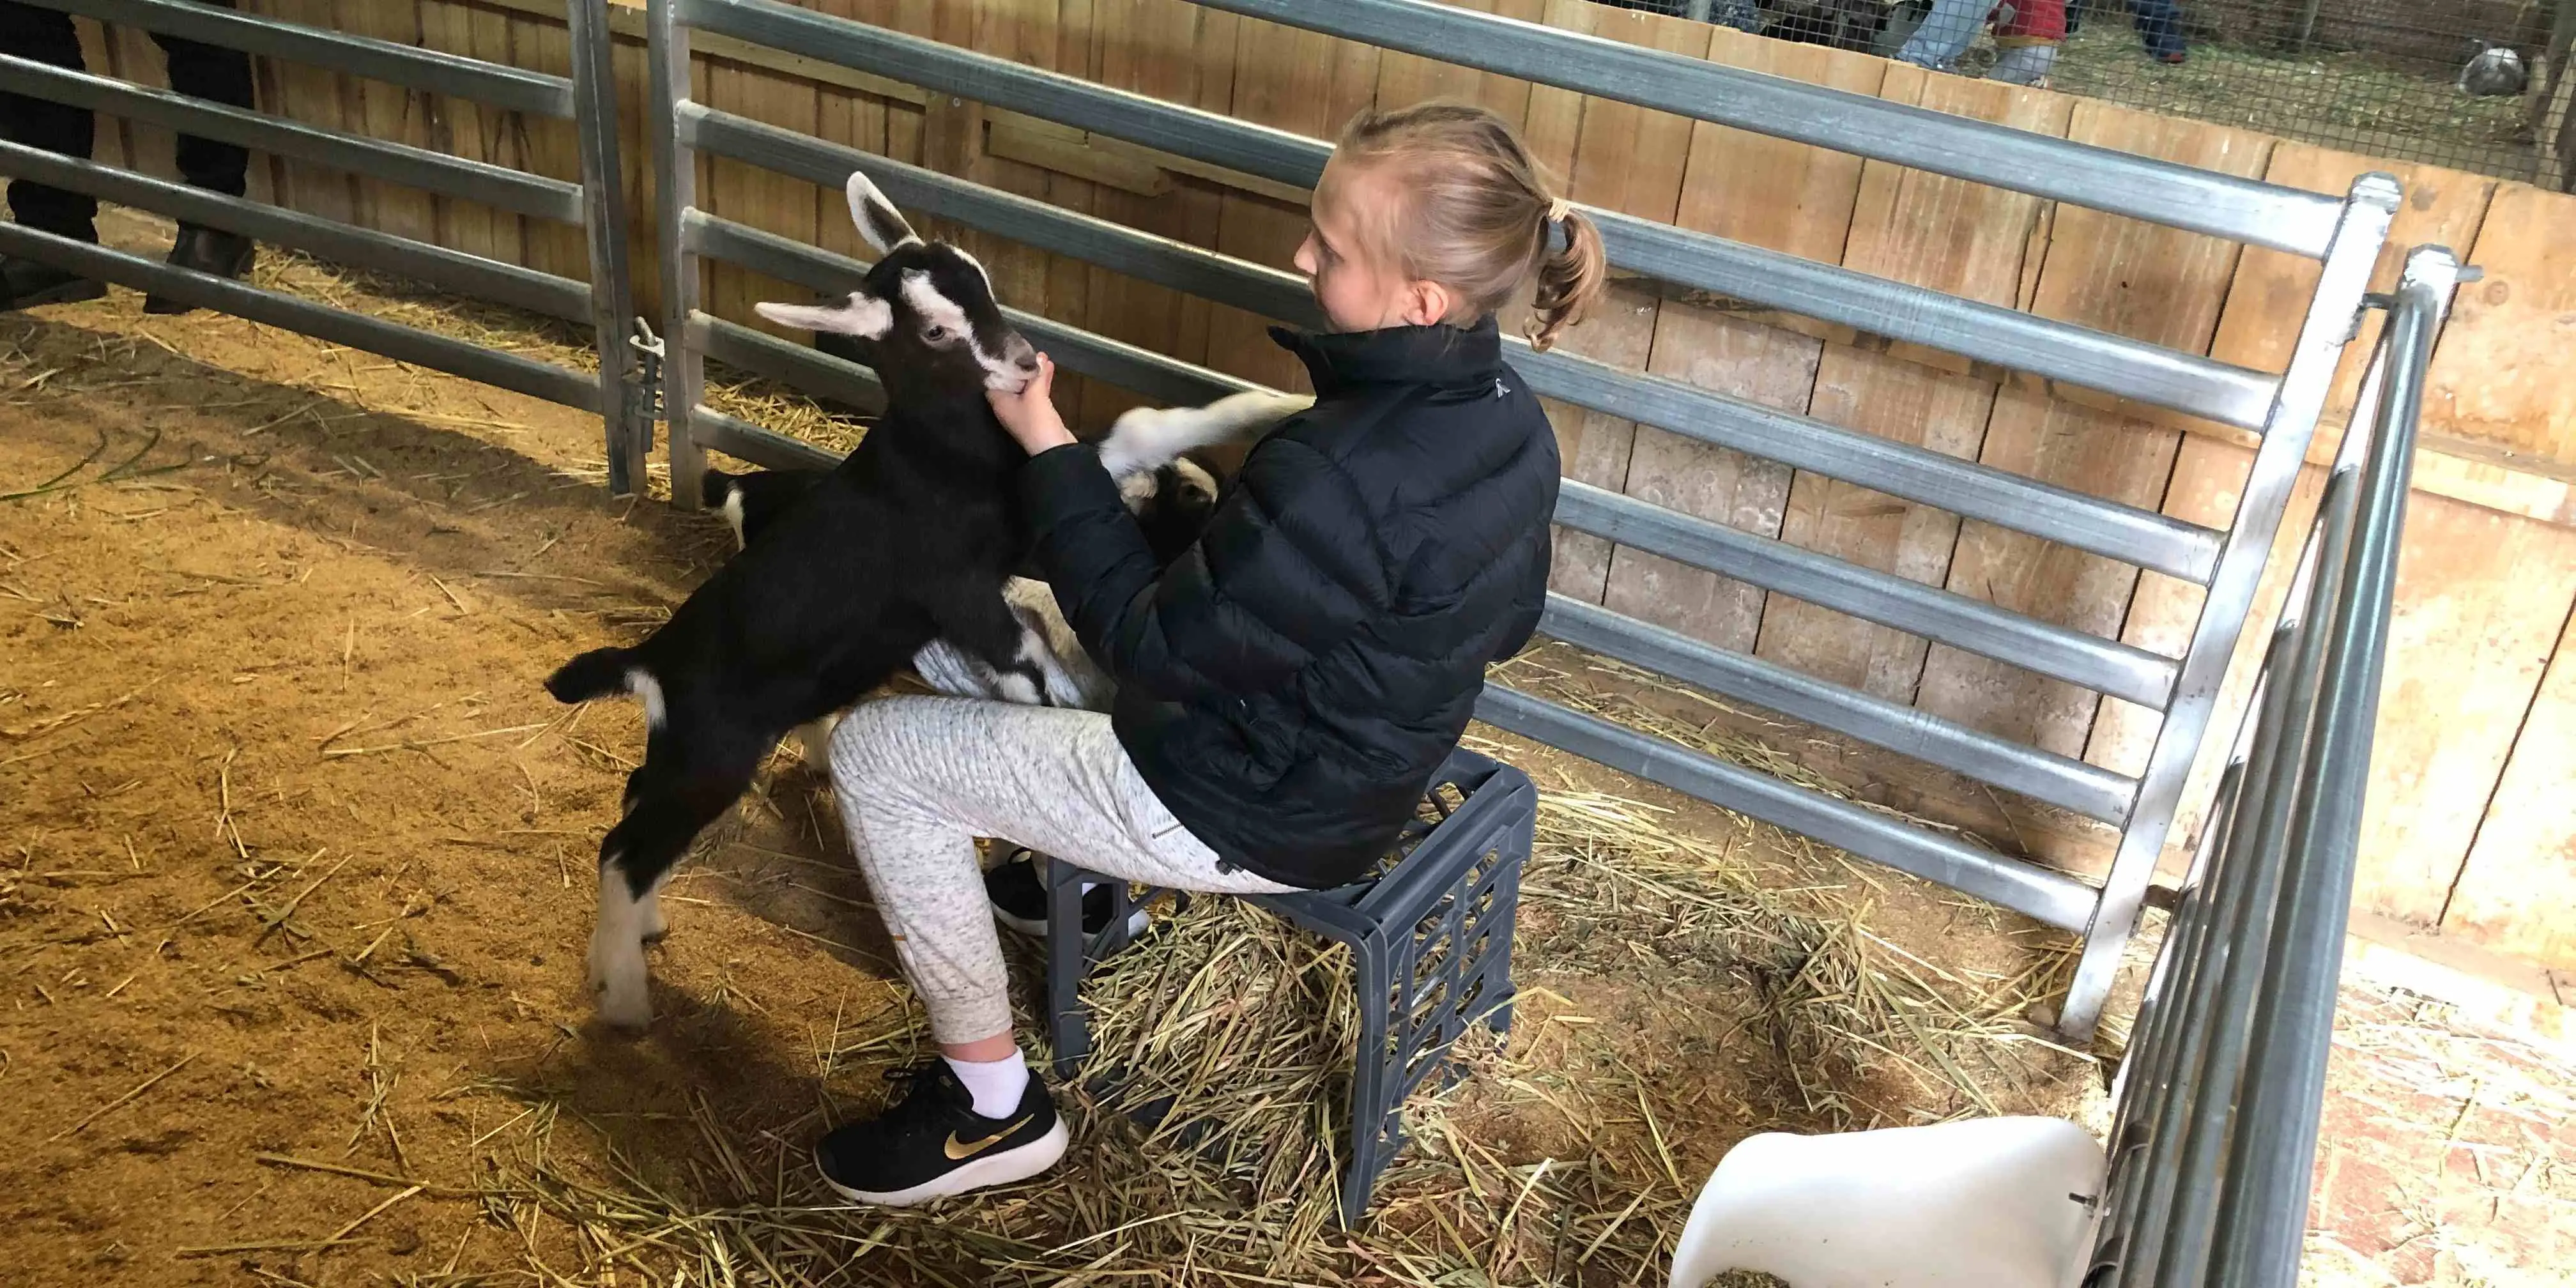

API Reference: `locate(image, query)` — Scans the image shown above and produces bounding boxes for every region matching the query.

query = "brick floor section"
[2304,986,2576,1285]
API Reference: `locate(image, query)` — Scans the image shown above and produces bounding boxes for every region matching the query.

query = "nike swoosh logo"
[944,1116,1034,1160]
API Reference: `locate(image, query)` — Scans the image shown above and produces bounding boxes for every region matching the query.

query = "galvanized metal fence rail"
[2087,244,2455,1288]
[0,0,650,493]
[648,0,2399,1041]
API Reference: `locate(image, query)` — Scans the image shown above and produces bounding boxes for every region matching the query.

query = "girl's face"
[1294,158,1455,334]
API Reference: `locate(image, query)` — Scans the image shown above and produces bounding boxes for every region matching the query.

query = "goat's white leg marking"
[1000,580,1104,711]
[638,869,671,942]
[720,487,748,550]
[1098,390,1314,478]
[995,671,1043,707]
[912,638,1001,701]
[590,865,653,1029]
[626,668,666,731]
[796,709,843,772]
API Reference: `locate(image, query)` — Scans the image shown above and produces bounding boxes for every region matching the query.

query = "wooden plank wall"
[67,0,2576,973]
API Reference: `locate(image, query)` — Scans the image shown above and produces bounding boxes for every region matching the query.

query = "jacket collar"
[1270,316,1503,397]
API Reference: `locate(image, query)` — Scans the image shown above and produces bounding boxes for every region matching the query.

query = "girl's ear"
[1402,278,1459,328]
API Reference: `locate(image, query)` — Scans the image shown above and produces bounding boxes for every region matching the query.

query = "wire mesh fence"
[1597,0,2576,187]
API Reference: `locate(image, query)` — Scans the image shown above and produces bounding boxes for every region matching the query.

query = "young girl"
[812,102,1606,1206]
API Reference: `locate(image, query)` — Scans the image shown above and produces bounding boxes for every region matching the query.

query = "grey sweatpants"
[828,695,1296,1045]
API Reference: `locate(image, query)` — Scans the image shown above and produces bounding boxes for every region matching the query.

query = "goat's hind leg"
[590,751,762,1027]
[926,581,1059,707]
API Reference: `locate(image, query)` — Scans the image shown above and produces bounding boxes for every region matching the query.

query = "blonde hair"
[1333,102,1607,351]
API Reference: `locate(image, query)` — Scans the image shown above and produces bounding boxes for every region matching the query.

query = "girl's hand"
[988,353,1075,456]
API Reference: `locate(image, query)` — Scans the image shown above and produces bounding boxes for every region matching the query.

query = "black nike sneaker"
[985,848,1149,940]
[815,1061,1068,1206]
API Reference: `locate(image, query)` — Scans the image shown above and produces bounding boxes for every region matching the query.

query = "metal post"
[2055,172,2400,1043]
[2209,249,2457,1288]
[649,0,709,509]
[567,0,645,496]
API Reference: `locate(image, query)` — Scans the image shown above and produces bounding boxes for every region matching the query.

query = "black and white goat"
[704,386,1309,721]
[546,171,1061,1027]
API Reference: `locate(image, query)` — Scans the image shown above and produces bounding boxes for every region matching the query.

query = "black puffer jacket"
[1023,318,1558,889]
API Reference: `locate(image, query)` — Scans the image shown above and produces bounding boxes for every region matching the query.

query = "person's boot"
[0,256,106,310]
[144,225,255,315]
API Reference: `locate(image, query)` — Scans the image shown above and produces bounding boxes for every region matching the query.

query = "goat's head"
[755,171,1041,403]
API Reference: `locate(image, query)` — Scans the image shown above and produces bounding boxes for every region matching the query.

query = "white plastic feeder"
[1669,1116,2104,1288]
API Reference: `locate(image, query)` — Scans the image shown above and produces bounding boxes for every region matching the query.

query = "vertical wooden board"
[1682,28,1880,266]
[334,2,436,243]
[509,14,588,284]
[812,0,893,269]
[106,22,178,183]
[418,1,490,261]
[1074,0,1238,427]
[2207,149,2494,452]
[1544,284,1660,604]
[699,59,822,334]
[2080,437,2327,861]
[2423,183,2576,473]
[1198,19,1379,398]
[696,62,752,333]
[1535,0,1705,606]
[1843,65,2072,308]
[1543,3,1706,226]
[68,19,128,174]
[2028,101,2272,355]
[1912,388,2178,757]
[462,0,526,268]
[1602,307,1818,652]
[611,28,656,321]
[965,0,1065,318]
[1626,31,1882,683]
[1754,346,1995,702]
[967,0,1106,419]
[2350,503,2576,930]
[1733,64,2050,707]
[1038,0,1107,424]
[1374,0,1542,125]
[248,0,356,226]
[2446,605,2576,969]
[1913,105,2268,758]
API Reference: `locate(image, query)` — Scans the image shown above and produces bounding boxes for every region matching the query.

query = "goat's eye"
[923,325,952,342]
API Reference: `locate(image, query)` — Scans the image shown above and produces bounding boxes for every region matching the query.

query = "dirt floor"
[0,210,2566,1287]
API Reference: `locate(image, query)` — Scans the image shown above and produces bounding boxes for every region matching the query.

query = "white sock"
[946,1050,1031,1119]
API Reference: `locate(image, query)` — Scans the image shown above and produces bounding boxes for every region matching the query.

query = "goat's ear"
[844,171,919,254]
[755,291,892,339]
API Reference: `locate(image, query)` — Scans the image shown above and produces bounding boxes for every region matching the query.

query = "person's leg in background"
[1987,39,2060,84]
[0,1,111,308]
[2129,0,2187,62]
[817,695,1296,1206]
[1894,0,1992,70]
[1989,0,2064,86]
[146,0,256,313]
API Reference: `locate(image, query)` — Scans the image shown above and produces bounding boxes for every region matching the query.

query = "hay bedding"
[0,215,2096,1287]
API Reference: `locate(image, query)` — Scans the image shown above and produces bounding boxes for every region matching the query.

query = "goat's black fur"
[703,455,1220,571]
[546,175,1047,1025]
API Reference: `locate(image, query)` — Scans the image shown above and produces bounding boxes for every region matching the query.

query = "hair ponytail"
[1334,102,1606,347]
[1526,206,1605,352]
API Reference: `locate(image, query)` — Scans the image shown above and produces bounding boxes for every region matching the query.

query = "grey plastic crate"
[1043,746,1537,1227]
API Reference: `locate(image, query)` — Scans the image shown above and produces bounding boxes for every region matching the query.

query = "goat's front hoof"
[594,984,653,1030]
[588,928,654,1029]
[590,957,653,1029]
